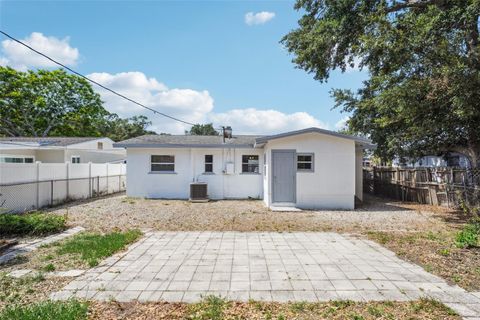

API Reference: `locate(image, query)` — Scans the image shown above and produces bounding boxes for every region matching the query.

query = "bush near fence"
[0,162,126,213]
[363,166,480,209]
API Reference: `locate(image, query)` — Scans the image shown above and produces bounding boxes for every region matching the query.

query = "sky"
[0,0,368,135]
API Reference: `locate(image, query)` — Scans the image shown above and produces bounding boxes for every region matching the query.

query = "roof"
[114,128,375,149]
[255,127,375,149]
[113,134,261,148]
[0,137,104,147]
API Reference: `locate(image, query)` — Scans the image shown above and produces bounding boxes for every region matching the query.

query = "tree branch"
[385,0,443,13]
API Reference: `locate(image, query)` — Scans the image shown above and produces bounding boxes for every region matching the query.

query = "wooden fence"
[363,167,480,208]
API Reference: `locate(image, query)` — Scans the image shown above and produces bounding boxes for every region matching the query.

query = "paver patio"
[52,231,480,318]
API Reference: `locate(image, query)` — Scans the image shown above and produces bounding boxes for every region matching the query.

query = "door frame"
[271,149,297,204]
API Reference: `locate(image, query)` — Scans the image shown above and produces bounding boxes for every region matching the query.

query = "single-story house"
[392,153,471,168]
[114,127,374,210]
[0,137,126,164]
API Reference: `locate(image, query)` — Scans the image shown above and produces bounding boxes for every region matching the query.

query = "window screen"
[297,154,314,171]
[151,155,175,172]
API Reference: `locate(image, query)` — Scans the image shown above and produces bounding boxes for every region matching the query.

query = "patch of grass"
[438,248,450,256]
[0,213,66,236]
[290,301,309,313]
[188,295,228,320]
[0,272,44,304]
[56,230,142,267]
[367,305,385,317]
[410,298,457,315]
[452,274,462,283]
[0,299,88,320]
[367,232,392,245]
[41,263,56,272]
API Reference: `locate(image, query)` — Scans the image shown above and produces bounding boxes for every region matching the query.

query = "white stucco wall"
[35,150,65,163]
[263,132,356,210]
[67,138,115,150]
[125,147,263,199]
[64,149,125,164]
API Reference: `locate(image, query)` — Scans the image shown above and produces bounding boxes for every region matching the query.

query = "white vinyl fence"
[0,162,126,213]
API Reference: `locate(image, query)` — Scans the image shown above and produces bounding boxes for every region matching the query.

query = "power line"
[0,30,196,126]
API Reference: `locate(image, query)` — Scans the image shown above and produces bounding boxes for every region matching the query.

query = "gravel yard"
[48,194,450,234]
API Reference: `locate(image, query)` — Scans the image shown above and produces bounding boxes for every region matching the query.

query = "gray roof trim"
[113,143,256,149]
[254,127,373,145]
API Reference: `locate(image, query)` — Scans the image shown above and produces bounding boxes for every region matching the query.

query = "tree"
[282,0,480,167]
[0,67,155,141]
[0,67,106,137]
[188,123,219,135]
[101,115,156,141]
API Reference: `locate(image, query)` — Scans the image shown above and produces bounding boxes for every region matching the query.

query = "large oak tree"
[282,0,480,167]
[0,67,155,141]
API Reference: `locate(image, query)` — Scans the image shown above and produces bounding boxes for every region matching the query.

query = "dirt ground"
[88,299,460,320]
[47,194,451,234]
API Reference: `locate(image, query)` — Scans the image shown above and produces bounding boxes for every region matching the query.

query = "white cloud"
[208,108,328,135]
[335,116,350,130]
[0,32,79,71]
[87,71,214,134]
[87,71,328,135]
[245,11,275,26]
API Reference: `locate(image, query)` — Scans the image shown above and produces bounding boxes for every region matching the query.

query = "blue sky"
[0,0,368,134]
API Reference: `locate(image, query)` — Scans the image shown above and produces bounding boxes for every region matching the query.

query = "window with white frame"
[151,155,175,172]
[297,153,314,171]
[242,155,259,173]
[71,156,81,164]
[204,155,213,173]
[0,156,34,163]
[97,142,103,150]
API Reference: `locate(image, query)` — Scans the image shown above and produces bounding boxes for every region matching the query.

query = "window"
[71,156,81,164]
[0,156,34,163]
[97,142,103,150]
[151,155,175,172]
[205,155,213,173]
[297,153,314,171]
[242,155,259,173]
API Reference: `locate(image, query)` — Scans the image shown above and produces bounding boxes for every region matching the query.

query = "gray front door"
[272,150,296,203]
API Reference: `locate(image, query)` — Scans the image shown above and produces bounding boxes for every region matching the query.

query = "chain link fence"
[0,175,126,213]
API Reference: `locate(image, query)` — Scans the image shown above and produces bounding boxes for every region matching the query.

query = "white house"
[0,137,126,164]
[392,153,471,168]
[115,128,374,210]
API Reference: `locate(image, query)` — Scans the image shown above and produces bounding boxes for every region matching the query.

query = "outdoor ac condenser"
[190,182,208,202]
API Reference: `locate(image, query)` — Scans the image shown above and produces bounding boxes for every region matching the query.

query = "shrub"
[0,213,66,236]
[455,224,478,248]
[0,299,88,320]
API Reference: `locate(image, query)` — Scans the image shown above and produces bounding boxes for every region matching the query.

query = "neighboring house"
[115,127,374,210]
[0,137,126,164]
[392,153,471,168]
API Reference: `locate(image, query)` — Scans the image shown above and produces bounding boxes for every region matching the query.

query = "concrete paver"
[53,231,480,318]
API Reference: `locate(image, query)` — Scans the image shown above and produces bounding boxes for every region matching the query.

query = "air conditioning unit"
[190,182,208,202]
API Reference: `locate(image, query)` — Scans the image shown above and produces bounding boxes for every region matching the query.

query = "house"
[114,127,374,210]
[0,137,126,164]
[392,153,471,168]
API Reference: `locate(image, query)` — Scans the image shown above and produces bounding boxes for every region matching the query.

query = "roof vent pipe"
[222,126,232,143]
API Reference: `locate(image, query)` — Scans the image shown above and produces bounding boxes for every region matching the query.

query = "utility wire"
[0,30,196,126]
